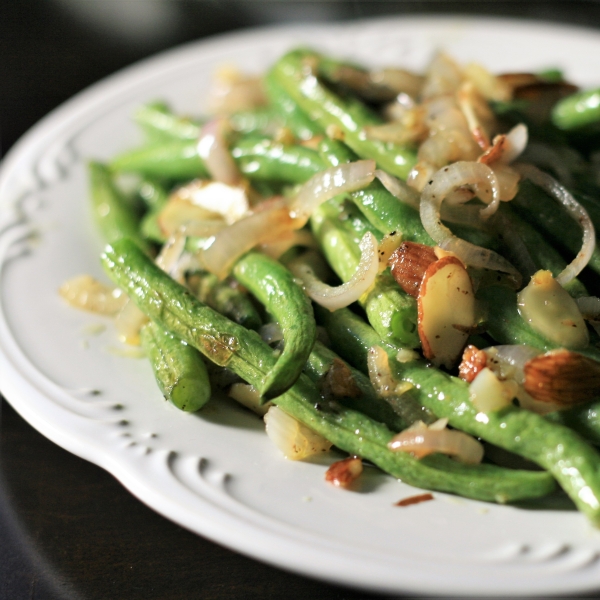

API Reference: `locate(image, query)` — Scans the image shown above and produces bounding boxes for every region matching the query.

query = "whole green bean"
[310,200,420,347]
[319,306,600,524]
[191,271,262,331]
[101,238,556,504]
[134,102,201,142]
[88,161,149,253]
[231,135,323,183]
[232,252,316,399]
[110,140,209,181]
[269,49,417,180]
[264,73,324,140]
[140,320,211,411]
[138,179,170,243]
[552,88,600,130]
[512,181,600,282]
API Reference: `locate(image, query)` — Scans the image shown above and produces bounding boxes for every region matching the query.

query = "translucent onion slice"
[155,233,187,281]
[367,345,412,397]
[420,161,521,285]
[514,163,595,286]
[115,298,148,346]
[290,232,379,311]
[228,383,271,417]
[197,118,242,186]
[170,179,249,224]
[259,229,318,260]
[201,202,300,279]
[264,406,332,460]
[374,169,420,210]
[289,160,376,224]
[59,275,127,316]
[388,420,484,464]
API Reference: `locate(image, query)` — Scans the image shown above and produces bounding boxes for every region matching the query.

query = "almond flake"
[388,241,437,298]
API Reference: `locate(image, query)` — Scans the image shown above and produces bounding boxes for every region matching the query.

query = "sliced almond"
[417,256,476,368]
[458,344,487,383]
[388,241,437,298]
[517,270,589,350]
[523,349,600,406]
[325,456,363,488]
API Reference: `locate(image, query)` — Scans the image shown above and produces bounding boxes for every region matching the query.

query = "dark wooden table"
[3,2,600,598]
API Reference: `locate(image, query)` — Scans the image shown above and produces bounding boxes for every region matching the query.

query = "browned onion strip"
[420,161,521,285]
[514,163,595,286]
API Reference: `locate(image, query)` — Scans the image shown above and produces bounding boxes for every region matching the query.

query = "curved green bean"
[232,251,316,399]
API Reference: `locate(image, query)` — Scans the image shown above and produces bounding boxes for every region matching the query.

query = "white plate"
[2,16,600,597]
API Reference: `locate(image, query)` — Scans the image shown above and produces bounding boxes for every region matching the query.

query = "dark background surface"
[3,2,600,599]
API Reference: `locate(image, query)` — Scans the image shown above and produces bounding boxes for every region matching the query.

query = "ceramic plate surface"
[3,16,600,597]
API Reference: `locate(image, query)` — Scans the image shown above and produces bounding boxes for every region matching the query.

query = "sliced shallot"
[59,275,127,316]
[289,160,376,224]
[201,201,300,279]
[375,169,420,210]
[420,161,521,285]
[514,163,595,286]
[264,406,332,460]
[290,232,379,311]
[388,419,484,464]
[197,118,242,186]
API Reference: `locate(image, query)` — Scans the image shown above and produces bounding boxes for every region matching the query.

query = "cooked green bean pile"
[61,48,600,523]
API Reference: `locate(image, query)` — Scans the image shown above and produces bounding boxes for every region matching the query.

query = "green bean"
[228,106,281,135]
[477,284,600,361]
[140,320,211,411]
[264,74,323,140]
[306,340,435,429]
[232,252,316,399]
[110,140,208,181]
[231,135,323,183]
[552,88,600,130]
[494,202,588,298]
[511,180,600,281]
[318,138,499,252]
[318,306,600,524]
[101,238,556,504]
[134,102,201,141]
[547,401,600,446]
[190,271,262,331]
[269,49,417,180]
[88,161,149,252]
[310,200,420,347]
[138,179,169,243]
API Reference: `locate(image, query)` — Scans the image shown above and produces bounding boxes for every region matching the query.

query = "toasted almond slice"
[418,256,476,368]
[325,457,363,488]
[458,344,487,383]
[523,349,600,406]
[388,241,438,298]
